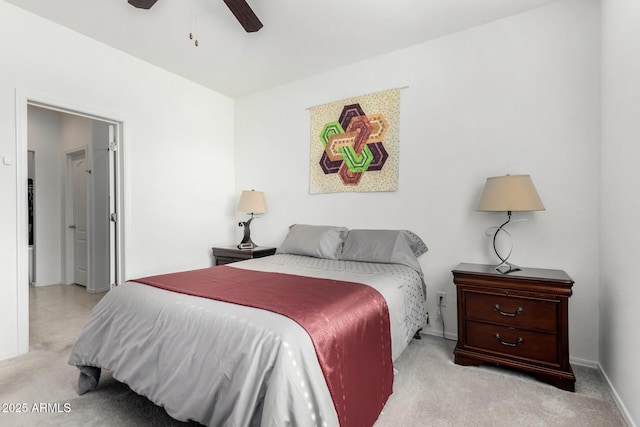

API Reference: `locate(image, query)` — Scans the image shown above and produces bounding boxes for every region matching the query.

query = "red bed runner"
[134,265,393,427]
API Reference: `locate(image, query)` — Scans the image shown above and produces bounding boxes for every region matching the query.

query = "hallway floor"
[29,284,105,351]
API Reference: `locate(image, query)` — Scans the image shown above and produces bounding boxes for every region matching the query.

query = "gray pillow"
[276,224,348,259]
[341,229,427,273]
[400,230,428,257]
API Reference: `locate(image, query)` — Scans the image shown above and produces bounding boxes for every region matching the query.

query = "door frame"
[15,89,126,354]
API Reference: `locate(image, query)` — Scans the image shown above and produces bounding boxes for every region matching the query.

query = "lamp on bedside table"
[476,174,545,273]
[236,190,267,249]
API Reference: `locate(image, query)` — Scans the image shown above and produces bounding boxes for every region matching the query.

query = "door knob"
[69,225,77,229]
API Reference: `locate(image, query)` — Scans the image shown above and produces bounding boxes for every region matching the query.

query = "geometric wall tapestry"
[309,88,400,194]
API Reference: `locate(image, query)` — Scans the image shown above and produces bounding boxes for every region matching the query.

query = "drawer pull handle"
[495,334,524,347]
[493,304,523,317]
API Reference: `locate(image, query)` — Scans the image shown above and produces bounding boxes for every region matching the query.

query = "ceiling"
[5,0,558,98]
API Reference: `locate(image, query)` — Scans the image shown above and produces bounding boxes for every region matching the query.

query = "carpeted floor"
[0,284,627,426]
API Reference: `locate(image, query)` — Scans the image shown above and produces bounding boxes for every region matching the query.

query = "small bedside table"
[452,263,576,392]
[212,246,277,266]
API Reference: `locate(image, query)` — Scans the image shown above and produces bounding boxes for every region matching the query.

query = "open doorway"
[16,95,125,354]
[27,106,120,293]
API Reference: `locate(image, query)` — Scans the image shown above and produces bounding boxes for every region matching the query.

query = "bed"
[68,226,427,426]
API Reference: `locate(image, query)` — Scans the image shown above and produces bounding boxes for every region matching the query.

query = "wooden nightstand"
[212,246,277,266]
[452,263,576,392]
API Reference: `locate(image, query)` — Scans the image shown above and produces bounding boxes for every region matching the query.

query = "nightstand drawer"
[466,321,558,364]
[464,291,558,333]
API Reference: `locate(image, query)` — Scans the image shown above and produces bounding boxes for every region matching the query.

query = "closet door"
[70,150,89,287]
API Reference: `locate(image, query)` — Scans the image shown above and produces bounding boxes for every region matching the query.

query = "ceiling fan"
[127,0,263,33]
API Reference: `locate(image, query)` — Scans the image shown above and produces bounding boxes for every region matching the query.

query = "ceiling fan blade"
[128,0,158,9]
[223,0,263,33]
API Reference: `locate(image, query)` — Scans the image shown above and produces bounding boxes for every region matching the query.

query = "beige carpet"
[0,284,627,426]
[376,337,626,427]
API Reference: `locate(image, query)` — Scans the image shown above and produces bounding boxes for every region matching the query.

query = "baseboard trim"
[421,329,457,342]
[569,355,598,369]
[598,363,636,427]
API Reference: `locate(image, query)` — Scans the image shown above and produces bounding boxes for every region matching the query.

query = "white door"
[71,151,89,286]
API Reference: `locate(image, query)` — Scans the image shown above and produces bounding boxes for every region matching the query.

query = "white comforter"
[68,254,426,426]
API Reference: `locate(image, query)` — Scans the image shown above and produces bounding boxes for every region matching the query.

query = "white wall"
[0,0,236,359]
[601,0,640,424]
[235,0,601,363]
[27,107,64,286]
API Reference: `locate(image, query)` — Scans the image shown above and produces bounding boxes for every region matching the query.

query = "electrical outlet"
[437,291,447,308]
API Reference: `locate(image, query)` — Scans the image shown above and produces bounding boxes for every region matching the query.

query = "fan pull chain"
[188,0,199,47]
[194,14,199,47]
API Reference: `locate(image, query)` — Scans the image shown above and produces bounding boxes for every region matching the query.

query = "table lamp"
[236,190,267,249]
[477,174,545,273]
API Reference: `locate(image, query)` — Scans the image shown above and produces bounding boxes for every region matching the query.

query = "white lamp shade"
[477,175,545,212]
[236,190,267,214]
